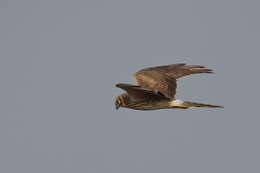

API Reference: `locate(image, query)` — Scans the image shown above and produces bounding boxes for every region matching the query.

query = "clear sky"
[0,0,259,172]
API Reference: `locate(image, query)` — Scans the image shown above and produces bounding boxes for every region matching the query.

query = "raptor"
[115,63,223,110]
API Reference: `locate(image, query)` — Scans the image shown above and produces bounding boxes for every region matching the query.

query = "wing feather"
[116,83,168,101]
[140,63,213,79]
[132,63,212,100]
[133,70,177,100]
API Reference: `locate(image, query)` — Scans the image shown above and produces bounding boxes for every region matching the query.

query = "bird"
[115,63,223,110]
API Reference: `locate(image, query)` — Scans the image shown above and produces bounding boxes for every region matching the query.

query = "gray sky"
[0,0,259,172]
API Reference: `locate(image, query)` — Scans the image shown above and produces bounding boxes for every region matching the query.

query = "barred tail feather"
[182,101,223,108]
[170,100,223,109]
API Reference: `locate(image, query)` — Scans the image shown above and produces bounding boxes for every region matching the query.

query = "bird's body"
[115,63,223,111]
[116,93,170,110]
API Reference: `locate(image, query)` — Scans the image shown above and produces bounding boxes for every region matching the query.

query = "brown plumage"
[115,63,223,110]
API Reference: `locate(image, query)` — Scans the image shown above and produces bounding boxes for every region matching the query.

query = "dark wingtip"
[116,83,126,89]
[202,68,214,74]
[210,104,224,108]
[206,104,224,108]
[116,83,140,89]
[187,65,205,68]
[116,83,127,89]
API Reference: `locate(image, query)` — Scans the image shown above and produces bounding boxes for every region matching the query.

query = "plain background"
[0,0,259,172]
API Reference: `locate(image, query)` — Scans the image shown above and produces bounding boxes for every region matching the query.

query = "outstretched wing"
[139,63,213,79]
[133,63,212,100]
[116,83,168,101]
[133,70,177,100]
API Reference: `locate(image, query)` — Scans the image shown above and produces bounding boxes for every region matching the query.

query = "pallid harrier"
[115,63,223,110]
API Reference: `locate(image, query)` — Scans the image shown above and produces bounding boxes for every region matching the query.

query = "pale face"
[115,98,122,110]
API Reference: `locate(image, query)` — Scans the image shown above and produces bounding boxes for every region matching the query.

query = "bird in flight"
[115,63,223,110]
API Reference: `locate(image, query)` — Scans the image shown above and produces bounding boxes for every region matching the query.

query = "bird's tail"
[170,100,223,109]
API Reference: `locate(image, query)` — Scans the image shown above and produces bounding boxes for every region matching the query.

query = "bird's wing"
[138,63,213,79]
[133,70,177,100]
[116,83,168,101]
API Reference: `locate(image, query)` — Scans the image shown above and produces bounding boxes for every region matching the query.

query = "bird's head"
[115,97,122,110]
[115,93,129,110]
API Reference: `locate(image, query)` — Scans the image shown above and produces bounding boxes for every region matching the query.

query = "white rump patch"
[170,99,184,107]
